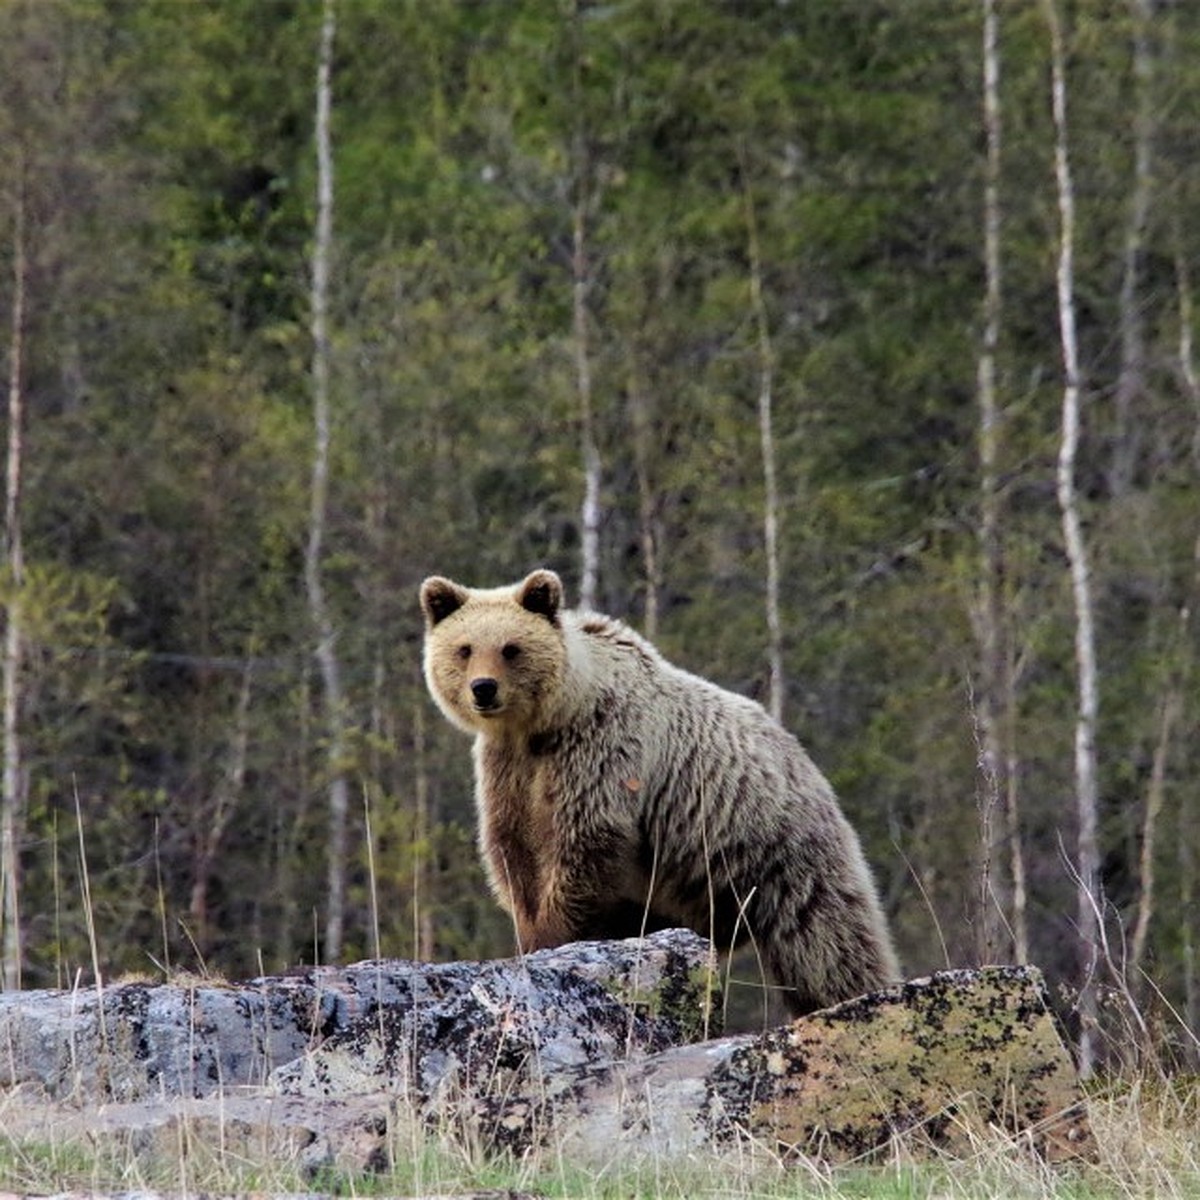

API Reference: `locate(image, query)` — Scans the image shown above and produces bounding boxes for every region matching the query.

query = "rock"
[0,928,715,1103]
[0,974,321,1100]
[504,965,1093,1165]
[744,966,1093,1161]
[1,1086,399,1177]
[0,946,1092,1175]
[274,929,716,1121]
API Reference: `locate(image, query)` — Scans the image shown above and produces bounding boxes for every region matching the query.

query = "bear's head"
[419,569,566,735]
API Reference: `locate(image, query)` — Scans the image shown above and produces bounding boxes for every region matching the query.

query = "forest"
[0,0,1196,1071]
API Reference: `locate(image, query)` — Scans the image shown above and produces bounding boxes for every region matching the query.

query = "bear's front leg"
[512,865,582,953]
[514,907,572,952]
[481,835,573,951]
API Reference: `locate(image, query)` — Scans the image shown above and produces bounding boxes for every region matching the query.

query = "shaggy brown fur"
[420,568,899,1015]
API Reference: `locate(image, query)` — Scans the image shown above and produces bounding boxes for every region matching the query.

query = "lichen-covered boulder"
[0,952,1090,1173]
[0,928,716,1102]
[517,966,1093,1165]
[274,929,717,1117]
[736,965,1093,1161]
[0,975,324,1099]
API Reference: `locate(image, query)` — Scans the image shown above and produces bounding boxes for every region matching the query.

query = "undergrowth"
[1,1075,1197,1198]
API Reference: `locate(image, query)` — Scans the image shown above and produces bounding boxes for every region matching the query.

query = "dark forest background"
[0,0,1196,1063]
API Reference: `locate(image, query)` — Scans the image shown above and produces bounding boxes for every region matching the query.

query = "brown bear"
[419,568,898,1015]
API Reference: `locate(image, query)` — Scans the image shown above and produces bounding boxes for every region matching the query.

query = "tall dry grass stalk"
[0,1072,1197,1198]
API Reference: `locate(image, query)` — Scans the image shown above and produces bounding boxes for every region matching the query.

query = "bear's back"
[565,608,785,741]
[563,607,832,819]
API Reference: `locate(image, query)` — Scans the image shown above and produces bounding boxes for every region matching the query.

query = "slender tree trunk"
[740,154,784,724]
[974,0,1030,969]
[1173,244,1199,1061]
[1129,637,1186,977]
[413,702,435,961]
[188,657,253,954]
[628,360,660,639]
[573,202,601,612]
[1181,243,1200,465]
[974,0,1008,965]
[274,661,313,965]
[977,0,1031,968]
[306,0,351,964]
[571,1,600,612]
[1127,229,1193,976]
[1,163,27,992]
[1111,0,1156,497]
[1183,794,1199,1071]
[1004,642,1030,963]
[1045,0,1102,1078]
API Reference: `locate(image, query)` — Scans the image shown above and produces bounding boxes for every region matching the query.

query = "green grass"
[1,1080,1197,1198]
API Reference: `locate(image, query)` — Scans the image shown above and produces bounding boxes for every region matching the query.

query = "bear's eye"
[457,644,472,661]
[501,643,521,662]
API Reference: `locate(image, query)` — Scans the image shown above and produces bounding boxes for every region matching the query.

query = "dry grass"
[0,1074,1196,1198]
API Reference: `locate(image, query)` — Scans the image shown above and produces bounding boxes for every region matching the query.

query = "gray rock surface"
[0,929,715,1102]
[0,938,1091,1176]
[274,928,717,1111]
[532,965,1094,1166]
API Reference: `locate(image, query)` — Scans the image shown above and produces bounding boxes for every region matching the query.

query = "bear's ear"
[420,576,468,627]
[517,569,563,622]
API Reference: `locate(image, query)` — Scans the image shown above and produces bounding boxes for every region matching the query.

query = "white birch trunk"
[1045,0,1102,1078]
[1004,651,1030,964]
[628,362,660,639]
[305,0,351,964]
[1,165,27,991]
[974,0,1006,964]
[188,658,253,952]
[571,0,601,613]
[413,702,435,962]
[1172,246,1199,1057]
[754,329,783,726]
[740,161,784,724]
[573,201,601,613]
[975,0,1030,968]
[755,331,783,726]
[1111,0,1156,497]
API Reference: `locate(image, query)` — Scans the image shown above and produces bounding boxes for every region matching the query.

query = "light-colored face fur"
[419,569,566,736]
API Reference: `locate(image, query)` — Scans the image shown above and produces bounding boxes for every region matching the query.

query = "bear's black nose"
[471,677,500,708]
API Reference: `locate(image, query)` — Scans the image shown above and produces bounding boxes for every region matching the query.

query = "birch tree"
[1129,590,1190,980]
[973,0,1006,965]
[1111,0,1157,497]
[1122,0,1176,989]
[628,361,661,638]
[1139,245,1200,1043]
[1,158,26,991]
[740,155,784,724]
[573,200,601,612]
[188,658,253,954]
[305,0,351,963]
[571,0,601,612]
[973,0,1029,967]
[1045,0,1102,1077]
[1176,249,1200,1063]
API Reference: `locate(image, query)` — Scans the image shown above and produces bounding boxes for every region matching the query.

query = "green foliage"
[0,0,1195,1074]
